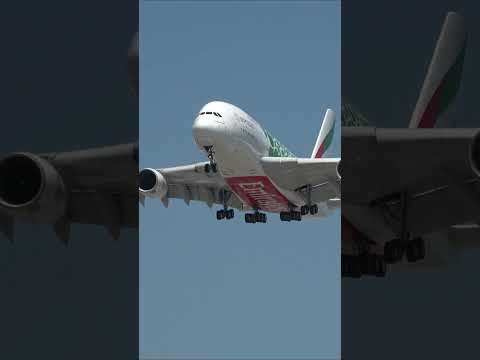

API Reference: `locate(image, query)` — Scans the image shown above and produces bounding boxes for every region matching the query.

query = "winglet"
[409,12,467,128]
[311,109,335,158]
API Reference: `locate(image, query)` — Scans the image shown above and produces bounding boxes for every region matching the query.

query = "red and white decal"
[226,176,290,212]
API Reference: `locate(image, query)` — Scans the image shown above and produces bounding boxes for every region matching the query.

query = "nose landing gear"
[204,146,217,173]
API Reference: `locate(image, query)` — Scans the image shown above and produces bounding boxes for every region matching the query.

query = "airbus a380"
[139,102,340,223]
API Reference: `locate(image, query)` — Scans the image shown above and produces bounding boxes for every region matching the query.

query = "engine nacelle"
[0,153,67,223]
[138,168,167,199]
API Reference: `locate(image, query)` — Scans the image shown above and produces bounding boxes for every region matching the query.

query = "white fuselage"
[192,101,331,215]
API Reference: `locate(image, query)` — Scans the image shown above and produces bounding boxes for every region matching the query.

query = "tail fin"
[409,12,467,128]
[311,109,335,158]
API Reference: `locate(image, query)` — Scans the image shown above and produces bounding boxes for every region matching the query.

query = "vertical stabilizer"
[409,12,467,128]
[311,109,335,158]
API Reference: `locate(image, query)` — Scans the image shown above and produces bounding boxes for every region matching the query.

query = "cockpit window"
[198,111,222,117]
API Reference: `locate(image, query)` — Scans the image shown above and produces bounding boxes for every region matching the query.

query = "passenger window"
[199,112,205,115]
[217,113,222,117]
[206,112,212,115]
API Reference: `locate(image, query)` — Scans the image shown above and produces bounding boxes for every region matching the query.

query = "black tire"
[295,212,302,221]
[228,209,234,219]
[301,205,309,215]
[280,212,291,222]
[350,256,362,278]
[384,241,398,264]
[414,237,425,260]
[204,163,210,173]
[262,213,267,223]
[375,256,387,277]
[216,210,225,220]
[211,163,217,173]
[406,242,416,262]
[359,254,369,274]
[310,204,318,215]
[245,213,254,223]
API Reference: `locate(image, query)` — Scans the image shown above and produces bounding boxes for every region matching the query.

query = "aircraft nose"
[192,114,225,148]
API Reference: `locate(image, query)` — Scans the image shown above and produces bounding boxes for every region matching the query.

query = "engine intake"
[0,153,67,223]
[138,168,167,198]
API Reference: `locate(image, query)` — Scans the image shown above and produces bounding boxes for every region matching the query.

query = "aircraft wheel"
[310,204,318,215]
[226,209,234,219]
[211,163,218,173]
[216,210,225,220]
[301,205,309,215]
[292,211,301,221]
[204,163,211,173]
[406,237,425,262]
[350,256,362,278]
[245,213,255,223]
[384,241,403,264]
[280,212,291,222]
[375,256,386,277]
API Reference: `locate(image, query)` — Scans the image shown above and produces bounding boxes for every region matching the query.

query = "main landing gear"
[245,211,267,224]
[279,201,318,222]
[300,204,318,216]
[384,237,425,264]
[216,189,234,221]
[203,146,217,173]
[296,185,319,218]
[217,208,234,220]
[279,210,302,222]
[380,190,426,264]
[342,254,386,278]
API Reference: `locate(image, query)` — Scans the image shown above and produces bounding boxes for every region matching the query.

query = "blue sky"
[140,2,341,359]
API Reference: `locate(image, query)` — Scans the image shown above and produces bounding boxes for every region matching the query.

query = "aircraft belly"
[215,139,295,213]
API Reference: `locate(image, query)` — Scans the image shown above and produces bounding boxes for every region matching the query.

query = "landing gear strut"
[204,146,217,173]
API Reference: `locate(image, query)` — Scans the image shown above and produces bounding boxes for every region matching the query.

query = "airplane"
[341,12,480,277]
[139,102,341,223]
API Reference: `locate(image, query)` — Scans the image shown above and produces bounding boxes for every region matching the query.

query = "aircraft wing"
[0,143,139,243]
[342,127,480,239]
[146,162,244,210]
[260,156,341,203]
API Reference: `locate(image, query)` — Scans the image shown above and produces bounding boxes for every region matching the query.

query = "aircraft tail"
[409,12,467,128]
[311,108,335,158]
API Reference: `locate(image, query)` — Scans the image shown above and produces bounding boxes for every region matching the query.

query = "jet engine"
[336,159,342,180]
[138,168,167,198]
[0,153,67,223]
